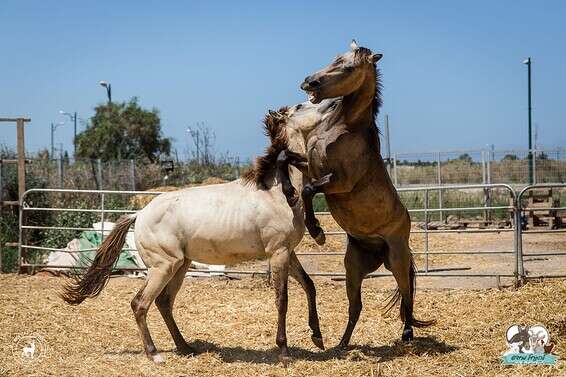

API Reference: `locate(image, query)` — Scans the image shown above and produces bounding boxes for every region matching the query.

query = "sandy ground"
[1,275,566,377]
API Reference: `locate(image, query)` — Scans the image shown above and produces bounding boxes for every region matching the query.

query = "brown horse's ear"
[350,39,359,51]
[369,53,383,63]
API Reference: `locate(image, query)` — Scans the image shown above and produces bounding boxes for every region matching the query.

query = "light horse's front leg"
[269,247,325,366]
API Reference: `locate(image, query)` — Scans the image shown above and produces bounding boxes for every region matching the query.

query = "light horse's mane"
[242,107,290,188]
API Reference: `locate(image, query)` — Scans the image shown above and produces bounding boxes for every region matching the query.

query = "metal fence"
[1,147,565,195]
[13,183,566,286]
[390,147,566,187]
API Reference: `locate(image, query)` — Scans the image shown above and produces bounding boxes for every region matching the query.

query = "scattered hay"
[1,274,565,376]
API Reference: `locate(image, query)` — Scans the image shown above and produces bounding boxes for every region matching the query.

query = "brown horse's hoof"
[311,335,325,350]
[402,328,414,342]
[314,230,326,245]
[287,194,299,207]
[278,354,291,367]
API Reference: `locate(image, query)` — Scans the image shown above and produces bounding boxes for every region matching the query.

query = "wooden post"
[16,118,26,201]
[0,117,31,273]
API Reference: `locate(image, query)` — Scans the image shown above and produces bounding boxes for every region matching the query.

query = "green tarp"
[75,231,139,270]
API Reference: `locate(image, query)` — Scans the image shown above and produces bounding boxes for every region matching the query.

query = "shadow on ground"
[166,336,458,364]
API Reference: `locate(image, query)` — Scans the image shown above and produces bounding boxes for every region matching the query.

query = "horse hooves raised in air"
[402,328,414,342]
[311,335,325,350]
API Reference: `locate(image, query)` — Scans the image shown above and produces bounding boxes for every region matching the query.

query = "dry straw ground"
[1,274,566,377]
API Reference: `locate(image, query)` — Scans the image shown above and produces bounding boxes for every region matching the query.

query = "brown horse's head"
[300,40,382,104]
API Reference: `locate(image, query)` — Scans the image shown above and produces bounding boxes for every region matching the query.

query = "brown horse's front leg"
[270,248,291,366]
[302,173,333,245]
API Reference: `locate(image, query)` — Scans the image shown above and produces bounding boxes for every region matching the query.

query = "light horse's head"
[243,101,338,189]
[300,40,382,104]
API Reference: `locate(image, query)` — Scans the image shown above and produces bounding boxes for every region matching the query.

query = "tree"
[76,97,171,162]
[187,122,216,166]
[503,154,518,161]
[457,153,473,163]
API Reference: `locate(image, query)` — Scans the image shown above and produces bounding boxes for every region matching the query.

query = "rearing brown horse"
[293,40,434,346]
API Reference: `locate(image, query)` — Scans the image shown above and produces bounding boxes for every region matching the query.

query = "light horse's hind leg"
[269,247,291,366]
[338,236,384,348]
[131,253,183,363]
[289,252,324,350]
[155,259,194,355]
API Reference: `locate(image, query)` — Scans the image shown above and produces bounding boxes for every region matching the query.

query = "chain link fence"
[390,147,566,187]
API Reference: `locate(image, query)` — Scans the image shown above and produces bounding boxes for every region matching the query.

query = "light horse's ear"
[369,53,383,63]
[350,39,359,51]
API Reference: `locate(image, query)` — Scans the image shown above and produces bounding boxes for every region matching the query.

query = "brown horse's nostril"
[309,79,320,88]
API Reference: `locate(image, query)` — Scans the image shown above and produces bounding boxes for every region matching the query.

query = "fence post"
[97,159,103,190]
[100,193,105,242]
[0,159,2,272]
[130,159,136,191]
[58,154,64,188]
[481,151,489,221]
[424,189,429,273]
[393,153,398,186]
[436,152,443,222]
[533,149,537,184]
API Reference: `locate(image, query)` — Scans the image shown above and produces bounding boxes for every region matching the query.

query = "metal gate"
[13,184,566,286]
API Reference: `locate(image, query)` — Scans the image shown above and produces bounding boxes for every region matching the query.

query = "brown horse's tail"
[61,214,137,305]
[384,253,435,328]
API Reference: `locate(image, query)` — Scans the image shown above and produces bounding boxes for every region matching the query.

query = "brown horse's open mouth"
[305,90,322,104]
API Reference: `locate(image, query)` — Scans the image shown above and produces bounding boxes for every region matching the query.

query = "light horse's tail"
[384,252,435,328]
[61,214,137,305]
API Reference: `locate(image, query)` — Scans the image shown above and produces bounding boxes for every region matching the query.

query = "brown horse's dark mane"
[330,47,382,153]
[242,107,289,188]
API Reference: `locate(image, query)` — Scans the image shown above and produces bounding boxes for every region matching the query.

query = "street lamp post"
[99,81,112,104]
[59,111,77,156]
[50,121,65,158]
[523,57,533,184]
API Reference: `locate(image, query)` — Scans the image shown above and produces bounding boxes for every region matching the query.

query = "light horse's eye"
[295,104,302,110]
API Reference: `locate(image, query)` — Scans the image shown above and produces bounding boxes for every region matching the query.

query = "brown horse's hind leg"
[384,239,433,342]
[155,259,195,355]
[338,236,384,348]
[131,258,182,363]
[269,248,291,366]
[289,252,324,350]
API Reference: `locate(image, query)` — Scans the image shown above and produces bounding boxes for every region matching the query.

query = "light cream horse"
[62,108,330,365]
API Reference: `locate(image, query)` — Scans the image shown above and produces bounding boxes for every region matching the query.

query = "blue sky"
[1,1,565,160]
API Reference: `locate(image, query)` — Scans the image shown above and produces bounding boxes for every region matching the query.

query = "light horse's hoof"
[148,353,165,363]
[278,354,291,368]
[311,335,325,350]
